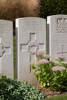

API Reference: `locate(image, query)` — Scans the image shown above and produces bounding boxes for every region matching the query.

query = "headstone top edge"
[16,17,46,21]
[47,15,67,24]
[0,20,13,23]
[47,14,67,18]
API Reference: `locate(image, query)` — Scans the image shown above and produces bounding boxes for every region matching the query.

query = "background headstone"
[47,15,67,61]
[16,17,46,85]
[0,20,13,79]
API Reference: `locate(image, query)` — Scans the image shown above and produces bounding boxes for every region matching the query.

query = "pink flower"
[44,54,50,58]
[52,66,65,71]
[43,54,50,61]
[34,51,43,56]
[37,59,49,64]
[58,56,64,60]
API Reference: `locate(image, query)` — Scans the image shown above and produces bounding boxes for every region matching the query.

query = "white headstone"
[47,15,67,61]
[16,17,46,85]
[0,20,13,79]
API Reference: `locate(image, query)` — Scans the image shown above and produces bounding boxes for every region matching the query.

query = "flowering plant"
[31,52,67,91]
[50,66,67,91]
[31,52,52,88]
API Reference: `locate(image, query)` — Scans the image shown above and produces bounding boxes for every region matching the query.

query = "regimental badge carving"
[56,18,67,33]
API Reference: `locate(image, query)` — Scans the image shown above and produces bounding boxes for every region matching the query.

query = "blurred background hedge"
[39,0,67,18]
[0,0,67,20]
[0,0,39,21]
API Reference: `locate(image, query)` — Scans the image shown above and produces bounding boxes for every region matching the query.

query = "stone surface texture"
[16,17,46,85]
[47,15,67,61]
[0,20,13,79]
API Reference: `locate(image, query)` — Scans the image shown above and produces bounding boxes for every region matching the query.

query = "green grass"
[13,35,67,100]
[45,93,67,100]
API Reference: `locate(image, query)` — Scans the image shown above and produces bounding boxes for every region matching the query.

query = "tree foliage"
[39,0,67,18]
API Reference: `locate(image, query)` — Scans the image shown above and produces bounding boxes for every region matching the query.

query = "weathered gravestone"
[47,15,67,61]
[16,17,46,85]
[0,20,13,79]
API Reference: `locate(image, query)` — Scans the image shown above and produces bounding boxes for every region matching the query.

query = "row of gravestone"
[0,15,67,85]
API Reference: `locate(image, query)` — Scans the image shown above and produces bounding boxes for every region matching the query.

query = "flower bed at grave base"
[0,76,45,100]
[31,52,67,92]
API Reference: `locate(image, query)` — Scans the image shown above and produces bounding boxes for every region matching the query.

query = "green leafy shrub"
[39,0,67,18]
[31,52,67,91]
[0,76,45,100]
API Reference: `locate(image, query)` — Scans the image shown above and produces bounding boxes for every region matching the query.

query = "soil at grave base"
[38,88,67,98]
[33,83,67,98]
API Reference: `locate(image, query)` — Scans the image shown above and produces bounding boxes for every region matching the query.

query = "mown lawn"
[13,35,67,100]
[45,93,67,100]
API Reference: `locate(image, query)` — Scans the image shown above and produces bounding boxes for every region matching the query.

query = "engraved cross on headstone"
[20,33,45,72]
[0,38,11,57]
[57,45,67,56]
